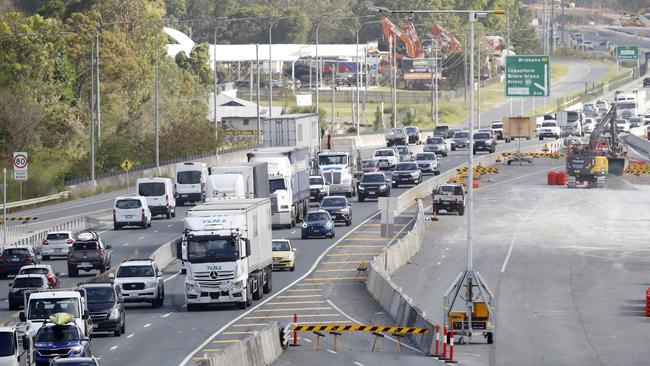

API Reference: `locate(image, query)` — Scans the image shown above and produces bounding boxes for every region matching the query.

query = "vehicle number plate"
[55,249,62,252]
[11,258,20,262]
[80,262,91,267]
[125,215,133,219]
[313,229,320,233]
[181,194,188,198]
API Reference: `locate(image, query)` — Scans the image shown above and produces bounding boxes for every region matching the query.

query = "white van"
[206,174,246,199]
[113,196,151,230]
[174,162,208,206]
[136,177,176,219]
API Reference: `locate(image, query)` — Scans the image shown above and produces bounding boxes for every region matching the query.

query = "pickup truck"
[385,128,407,147]
[67,231,112,277]
[432,184,466,215]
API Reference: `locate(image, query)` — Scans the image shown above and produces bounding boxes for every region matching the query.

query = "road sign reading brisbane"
[505,55,550,97]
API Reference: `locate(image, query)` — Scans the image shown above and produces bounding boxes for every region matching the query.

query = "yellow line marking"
[305,277,367,281]
[326,253,380,257]
[363,223,404,227]
[343,238,388,242]
[277,295,323,298]
[245,314,343,320]
[266,300,326,305]
[212,340,241,344]
[223,331,255,335]
[337,244,385,247]
[322,260,364,264]
[354,230,381,234]
[255,307,332,312]
[287,289,322,292]
[295,282,329,286]
[315,268,357,273]
[197,348,222,353]
[232,323,268,327]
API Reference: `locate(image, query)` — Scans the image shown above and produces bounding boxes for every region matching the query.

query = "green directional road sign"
[616,45,639,60]
[505,55,550,97]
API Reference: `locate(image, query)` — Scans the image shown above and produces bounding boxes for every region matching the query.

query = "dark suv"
[358,173,390,202]
[473,131,496,154]
[319,196,352,226]
[0,247,37,279]
[433,125,452,138]
[391,162,422,188]
[79,283,125,337]
[67,231,112,277]
[8,274,50,310]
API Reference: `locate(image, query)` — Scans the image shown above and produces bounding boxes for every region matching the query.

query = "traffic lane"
[91,197,387,366]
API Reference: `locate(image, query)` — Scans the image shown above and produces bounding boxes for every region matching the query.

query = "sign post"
[13,152,28,202]
[2,168,6,248]
[120,159,134,194]
[615,45,639,74]
[505,55,550,97]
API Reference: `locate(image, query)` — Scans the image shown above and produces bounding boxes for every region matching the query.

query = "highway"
[1,57,619,366]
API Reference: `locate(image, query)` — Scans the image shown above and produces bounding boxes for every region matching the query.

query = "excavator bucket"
[608,158,626,176]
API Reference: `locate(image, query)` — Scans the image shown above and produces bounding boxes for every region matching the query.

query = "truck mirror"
[19,312,25,322]
[83,309,89,320]
[106,245,112,250]
[175,240,183,260]
[245,239,252,257]
[21,335,30,351]
[8,283,12,287]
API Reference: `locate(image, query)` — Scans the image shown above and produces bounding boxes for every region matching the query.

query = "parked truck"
[247,147,310,228]
[181,198,273,310]
[502,116,537,142]
[209,162,270,199]
[263,113,320,159]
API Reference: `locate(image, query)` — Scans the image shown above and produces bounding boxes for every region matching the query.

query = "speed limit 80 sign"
[13,152,28,181]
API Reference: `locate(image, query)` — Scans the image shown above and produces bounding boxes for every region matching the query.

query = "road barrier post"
[371,332,384,352]
[646,288,650,317]
[313,331,325,351]
[293,313,299,346]
[330,331,341,351]
[446,330,457,364]
[434,324,440,357]
[441,325,448,360]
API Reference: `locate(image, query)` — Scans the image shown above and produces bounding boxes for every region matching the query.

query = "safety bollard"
[446,330,457,363]
[646,288,650,317]
[293,313,299,346]
[434,324,440,357]
[441,325,448,360]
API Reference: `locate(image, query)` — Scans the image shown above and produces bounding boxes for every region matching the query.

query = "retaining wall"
[196,322,282,366]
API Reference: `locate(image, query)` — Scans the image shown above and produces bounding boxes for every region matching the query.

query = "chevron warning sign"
[625,164,650,175]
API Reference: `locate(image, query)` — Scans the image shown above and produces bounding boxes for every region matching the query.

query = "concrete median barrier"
[195,322,282,366]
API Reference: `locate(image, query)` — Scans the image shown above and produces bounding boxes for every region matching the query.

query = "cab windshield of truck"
[187,237,239,263]
[567,111,580,122]
[309,177,324,185]
[441,185,464,195]
[28,298,80,319]
[616,102,636,109]
[269,178,286,194]
[138,182,165,196]
[0,332,15,357]
[13,277,45,288]
[36,325,80,343]
[84,287,115,304]
[177,171,202,184]
[318,155,347,166]
[542,122,557,127]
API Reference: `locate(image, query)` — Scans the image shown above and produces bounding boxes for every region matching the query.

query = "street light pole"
[256,43,261,144]
[355,19,382,135]
[213,28,219,154]
[268,21,276,118]
[315,23,321,113]
[155,32,160,167]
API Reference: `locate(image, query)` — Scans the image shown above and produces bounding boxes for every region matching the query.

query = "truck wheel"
[253,272,263,300]
[166,210,171,219]
[458,207,465,216]
[539,136,543,141]
[246,279,253,306]
[358,195,365,202]
[392,183,398,188]
[263,268,272,294]
[187,303,201,312]
[113,223,120,230]
[487,332,494,344]
[8,301,17,311]
[68,267,78,277]
[171,209,176,218]
[42,255,50,261]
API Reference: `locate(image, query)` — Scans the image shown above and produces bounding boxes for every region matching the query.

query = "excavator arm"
[588,105,626,175]
[381,16,424,58]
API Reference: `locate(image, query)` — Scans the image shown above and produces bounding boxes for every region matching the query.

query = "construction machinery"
[565,105,626,188]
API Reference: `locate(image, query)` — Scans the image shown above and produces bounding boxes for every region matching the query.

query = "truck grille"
[38,348,70,356]
[122,282,145,290]
[194,270,235,288]
[270,197,278,211]
[323,172,341,184]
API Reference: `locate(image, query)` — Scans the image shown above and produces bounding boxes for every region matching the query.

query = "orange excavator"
[381,16,425,59]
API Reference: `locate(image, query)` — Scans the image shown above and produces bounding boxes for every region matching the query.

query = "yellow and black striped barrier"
[501,152,566,159]
[0,216,38,223]
[456,166,501,174]
[292,324,429,334]
[625,164,650,175]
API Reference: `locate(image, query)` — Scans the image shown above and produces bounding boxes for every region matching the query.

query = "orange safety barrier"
[547,171,557,185]
[555,171,568,186]
[646,288,650,317]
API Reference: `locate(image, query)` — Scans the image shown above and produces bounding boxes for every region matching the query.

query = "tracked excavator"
[566,105,626,188]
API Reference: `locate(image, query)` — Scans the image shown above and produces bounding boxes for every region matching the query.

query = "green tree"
[373,105,383,131]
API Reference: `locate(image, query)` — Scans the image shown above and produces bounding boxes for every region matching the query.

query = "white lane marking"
[127,333,135,338]
[178,212,381,366]
[167,224,173,227]
[354,362,365,366]
[153,230,159,233]
[327,349,337,354]
[123,243,130,247]
[60,273,66,276]
[302,338,312,343]
[436,262,441,266]
[291,230,296,234]
[162,313,171,318]
[110,346,118,350]
[143,323,151,328]
[325,299,422,354]
[163,272,181,283]
[138,236,144,240]
[500,204,539,273]
[98,229,111,235]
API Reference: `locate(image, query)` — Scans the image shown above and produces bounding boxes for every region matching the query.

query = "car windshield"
[14,277,45,288]
[321,197,347,207]
[416,153,435,161]
[434,126,448,132]
[397,147,408,154]
[310,177,324,185]
[177,171,202,184]
[318,155,347,165]
[395,163,418,171]
[272,241,290,251]
[73,242,98,251]
[28,298,80,319]
[117,265,154,278]
[306,212,330,221]
[362,160,376,168]
[454,132,469,139]
[441,185,464,195]
[187,236,239,263]
[389,128,403,134]
[115,199,141,209]
[362,174,385,183]
[474,133,491,139]
[138,182,165,196]
[0,332,14,357]
[3,248,29,257]
[269,178,286,194]
[404,127,417,134]
[19,268,48,276]
[491,123,502,129]
[428,137,444,144]
[374,150,394,157]
[85,287,116,304]
[36,325,80,343]
[542,122,556,127]
[46,233,69,240]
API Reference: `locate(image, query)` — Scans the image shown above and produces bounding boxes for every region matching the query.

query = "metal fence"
[2,216,97,253]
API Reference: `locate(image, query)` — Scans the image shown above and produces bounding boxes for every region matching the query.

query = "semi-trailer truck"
[209,161,270,199]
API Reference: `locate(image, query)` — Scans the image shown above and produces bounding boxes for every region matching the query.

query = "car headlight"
[485,140,492,145]
[146,280,158,288]
[358,186,365,190]
[232,279,244,291]
[340,207,349,214]
[380,184,387,189]
[70,345,83,353]
[325,222,333,228]
[109,307,121,320]
[411,172,419,177]
[302,223,308,228]
[186,281,199,294]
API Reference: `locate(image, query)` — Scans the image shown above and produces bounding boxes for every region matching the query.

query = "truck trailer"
[209,161,270,199]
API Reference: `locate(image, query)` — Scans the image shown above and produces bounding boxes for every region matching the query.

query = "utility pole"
[268,22,276,118]
[435,44,439,126]
[477,39,481,129]
[213,29,219,154]
[256,44,261,144]
[155,32,160,168]
[3,168,6,248]
[561,0,566,54]
[95,33,101,146]
[90,37,95,183]
[430,38,435,126]
[331,62,336,135]
[464,35,468,104]
[550,0,555,53]
[392,36,397,128]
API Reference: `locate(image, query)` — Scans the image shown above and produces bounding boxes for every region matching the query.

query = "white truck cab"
[19,289,90,337]
[0,325,31,366]
[317,152,356,197]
